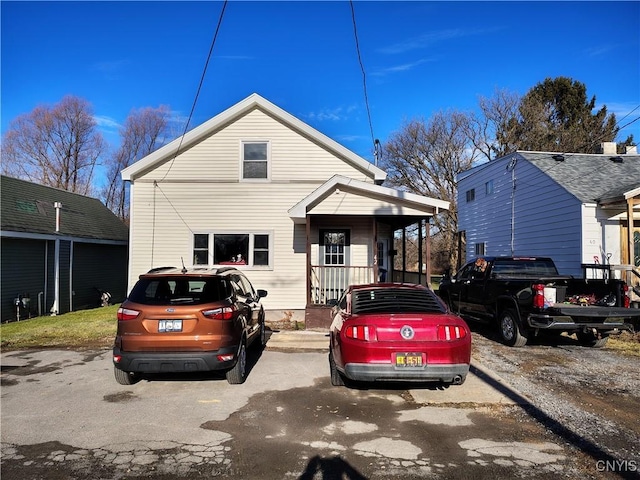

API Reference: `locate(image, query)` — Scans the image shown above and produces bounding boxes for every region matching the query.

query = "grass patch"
[1,305,117,351]
[607,331,640,357]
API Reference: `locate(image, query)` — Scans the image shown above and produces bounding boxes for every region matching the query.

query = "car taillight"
[117,308,140,321]
[437,325,467,341]
[344,325,376,341]
[202,306,236,320]
[532,283,545,309]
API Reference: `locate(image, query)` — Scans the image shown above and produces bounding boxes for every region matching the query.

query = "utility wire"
[157,1,228,183]
[350,1,378,160]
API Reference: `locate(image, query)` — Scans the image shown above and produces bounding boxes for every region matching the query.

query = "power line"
[157,1,228,183]
[349,1,378,161]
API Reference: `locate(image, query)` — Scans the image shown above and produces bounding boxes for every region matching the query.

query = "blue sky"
[2,1,639,169]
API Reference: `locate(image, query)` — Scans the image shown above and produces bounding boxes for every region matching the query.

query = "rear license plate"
[395,353,423,367]
[158,320,182,332]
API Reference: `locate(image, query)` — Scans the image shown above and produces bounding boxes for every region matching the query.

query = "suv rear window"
[128,277,231,305]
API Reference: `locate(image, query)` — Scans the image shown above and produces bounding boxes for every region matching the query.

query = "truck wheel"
[498,309,528,347]
[576,331,608,348]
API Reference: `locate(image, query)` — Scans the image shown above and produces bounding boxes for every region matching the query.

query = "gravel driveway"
[469,324,640,479]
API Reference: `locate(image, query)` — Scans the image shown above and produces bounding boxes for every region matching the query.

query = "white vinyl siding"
[141,109,375,184]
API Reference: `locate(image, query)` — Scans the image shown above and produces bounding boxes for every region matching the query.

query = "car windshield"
[128,277,231,305]
[351,287,446,314]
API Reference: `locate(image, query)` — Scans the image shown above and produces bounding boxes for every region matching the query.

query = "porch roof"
[288,175,450,224]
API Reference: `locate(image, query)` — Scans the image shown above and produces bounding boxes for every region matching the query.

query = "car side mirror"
[257,289,268,298]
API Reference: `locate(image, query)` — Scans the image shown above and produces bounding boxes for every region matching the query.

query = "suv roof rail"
[146,266,176,273]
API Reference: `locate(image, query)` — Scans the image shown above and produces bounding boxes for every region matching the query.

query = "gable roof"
[1,175,129,242]
[288,174,449,224]
[121,93,387,183]
[516,151,640,204]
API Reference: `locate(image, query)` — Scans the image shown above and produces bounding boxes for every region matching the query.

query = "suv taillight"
[532,283,545,309]
[202,306,236,320]
[117,307,140,321]
[437,325,467,341]
[344,325,376,341]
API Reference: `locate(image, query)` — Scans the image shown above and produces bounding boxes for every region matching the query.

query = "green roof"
[1,175,129,242]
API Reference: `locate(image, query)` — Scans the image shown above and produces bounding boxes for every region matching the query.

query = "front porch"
[287,175,450,329]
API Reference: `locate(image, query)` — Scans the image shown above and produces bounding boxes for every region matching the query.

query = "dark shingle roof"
[1,175,129,242]
[518,151,640,204]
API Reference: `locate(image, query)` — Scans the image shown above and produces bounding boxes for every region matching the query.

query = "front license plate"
[395,353,423,367]
[158,319,182,332]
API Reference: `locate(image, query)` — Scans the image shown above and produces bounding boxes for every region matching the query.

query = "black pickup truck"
[438,256,639,347]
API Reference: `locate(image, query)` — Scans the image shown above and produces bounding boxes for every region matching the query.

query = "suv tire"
[114,366,138,385]
[226,339,247,384]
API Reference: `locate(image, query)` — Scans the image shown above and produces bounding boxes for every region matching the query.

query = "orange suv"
[113,266,267,385]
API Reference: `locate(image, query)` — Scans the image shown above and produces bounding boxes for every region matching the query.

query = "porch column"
[425,217,431,286]
[627,197,635,265]
[306,215,311,305]
[418,219,423,285]
[402,228,407,282]
[372,218,379,283]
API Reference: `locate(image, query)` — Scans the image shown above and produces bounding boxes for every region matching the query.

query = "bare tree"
[466,88,522,161]
[380,110,480,270]
[1,96,105,195]
[101,106,170,221]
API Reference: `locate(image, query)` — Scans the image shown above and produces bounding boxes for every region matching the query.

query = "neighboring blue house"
[457,143,639,278]
[1,176,129,322]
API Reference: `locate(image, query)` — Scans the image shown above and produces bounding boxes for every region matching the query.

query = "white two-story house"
[122,94,449,327]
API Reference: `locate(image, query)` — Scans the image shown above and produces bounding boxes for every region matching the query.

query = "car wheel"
[498,308,528,347]
[114,366,138,385]
[329,351,345,387]
[226,339,247,384]
[576,330,609,348]
[257,318,267,349]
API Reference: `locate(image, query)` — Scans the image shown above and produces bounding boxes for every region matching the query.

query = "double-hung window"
[241,141,269,180]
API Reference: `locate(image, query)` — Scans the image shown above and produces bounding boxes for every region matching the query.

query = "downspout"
[69,240,74,313]
[51,202,62,315]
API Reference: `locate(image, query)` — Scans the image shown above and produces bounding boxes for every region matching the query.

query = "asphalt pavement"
[265,329,519,405]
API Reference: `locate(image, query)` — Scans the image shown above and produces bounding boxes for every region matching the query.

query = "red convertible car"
[328,283,471,387]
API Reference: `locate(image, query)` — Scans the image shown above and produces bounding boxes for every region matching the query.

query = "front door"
[319,229,350,303]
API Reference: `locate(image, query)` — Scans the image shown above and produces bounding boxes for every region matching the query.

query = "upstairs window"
[466,189,476,202]
[242,141,269,180]
[485,180,494,195]
[474,242,486,256]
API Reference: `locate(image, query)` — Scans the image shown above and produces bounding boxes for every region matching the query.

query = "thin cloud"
[94,115,120,130]
[372,58,435,77]
[584,44,616,57]
[378,28,488,55]
[91,59,130,74]
[305,104,359,123]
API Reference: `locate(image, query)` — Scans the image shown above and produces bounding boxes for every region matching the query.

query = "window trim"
[240,140,270,182]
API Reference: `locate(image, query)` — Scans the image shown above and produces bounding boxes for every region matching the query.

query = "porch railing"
[310,266,375,305]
